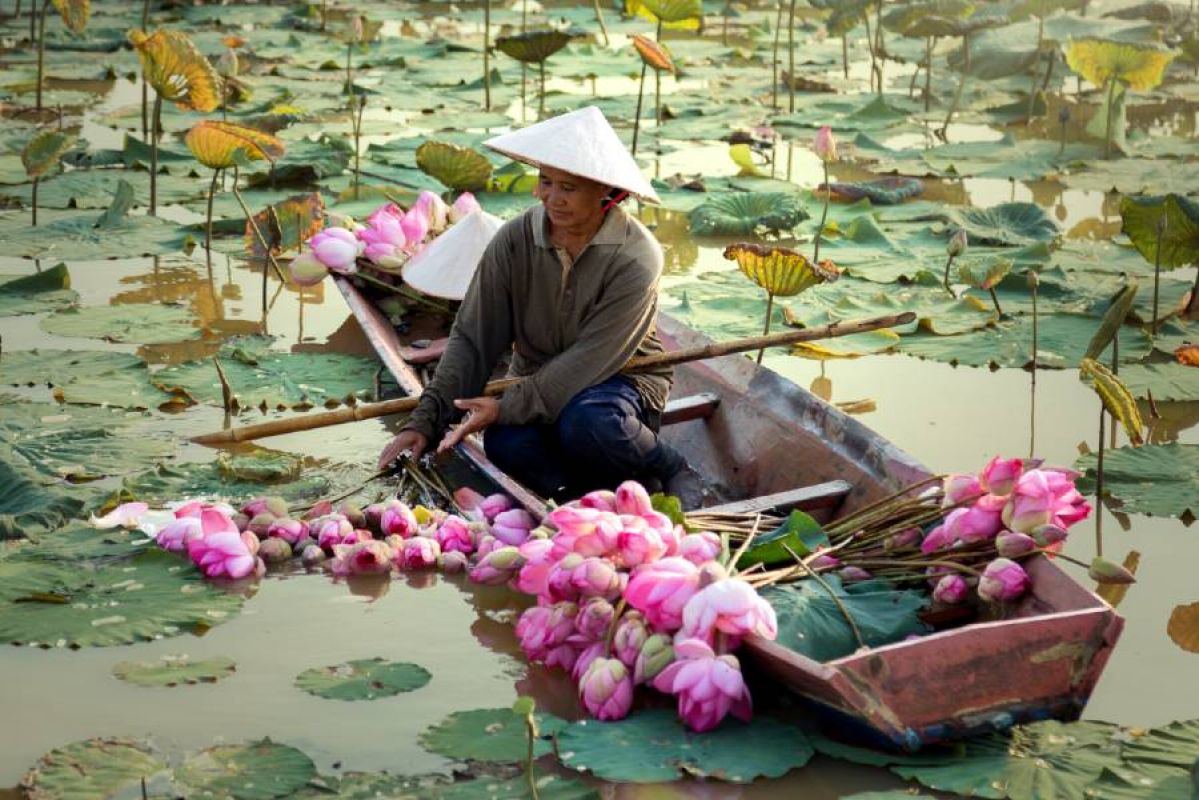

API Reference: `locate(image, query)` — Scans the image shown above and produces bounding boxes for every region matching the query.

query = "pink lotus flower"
[920,524,953,554]
[579,658,634,721]
[613,611,649,668]
[634,633,674,684]
[979,456,1026,496]
[412,190,449,235]
[90,502,149,529]
[678,532,721,565]
[996,531,1037,558]
[680,578,778,644]
[653,638,752,732]
[492,508,535,546]
[157,508,239,553]
[625,557,701,632]
[515,537,556,596]
[545,643,581,672]
[469,546,524,585]
[571,557,623,601]
[400,204,431,252]
[380,501,419,538]
[287,251,328,286]
[1031,524,1068,547]
[309,227,362,274]
[516,602,577,662]
[331,539,394,577]
[813,126,837,163]
[238,497,284,518]
[616,521,666,568]
[575,597,615,640]
[187,530,262,579]
[301,544,326,565]
[478,493,513,521]
[550,506,619,558]
[435,515,475,554]
[546,553,585,601]
[448,192,482,224]
[943,497,1005,544]
[266,518,307,545]
[359,204,408,268]
[577,490,616,512]
[440,550,468,573]
[932,574,970,604]
[571,641,605,683]
[313,514,356,551]
[398,536,440,569]
[942,473,981,507]
[614,480,654,516]
[808,552,842,569]
[978,558,1031,603]
[475,534,501,560]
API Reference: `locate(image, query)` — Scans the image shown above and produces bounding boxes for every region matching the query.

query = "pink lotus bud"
[492,509,535,546]
[680,577,777,644]
[266,518,308,545]
[678,532,722,565]
[944,500,1004,545]
[380,502,419,538]
[947,227,969,258]
[840,566,872,582]
[240,496,286,518]
[546,553,585,601]
[616,524,667,568]
[571,641,606,683]
[1088,556,1136,585]
[247,512,277,537]
[652,638,752,732]
[516,602,577,662]
[514,538,555,597]
[187,530,259,579]
[545,643,581,672]
[90,502,149,529]
[448,192,482,224]
[551,507,620,558]
[932,574,969,604]
[614,480,654,516]
[231,512,250,532]
[579,658,633,721]
[571,557,622,601]
[331,540,394,577]
[996,531,1037,558]
[363,502,388,534]
[478,493,513,521]
[287,251,328,286]
[469,546,525,585]
[475,534,501,560]
[338,501,367,530]
[625,557,701,632]
[313,514,355,551]
[300,543,325,565]
[303,500,334,520]
[258,537,293,564]
[439,550,468,573]
[813,125,837,163]
[919,524,952,554]
[577,490,616,512]
[808,552,842,569]
[1031,524,1068,546]
[400,204,431,252]
[979,456,1025,496]
[241,530,260,555]
[435,515,475,554]
[978,558,1031,603]
[575,597,615,640]
[413,190,449,234]
[634,633,674,684]
[696,561,728,588]
[398,536,439,569]
[942,473,981,507]
[308,227,363,274]
[886,526,922,550]
[613,611,649,668]
[156,516,203,553]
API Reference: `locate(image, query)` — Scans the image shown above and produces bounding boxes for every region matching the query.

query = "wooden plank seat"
[661,392,720,426]
[703,480,852,516]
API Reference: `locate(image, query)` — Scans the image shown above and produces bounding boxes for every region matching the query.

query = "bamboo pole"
[191,312,916,445]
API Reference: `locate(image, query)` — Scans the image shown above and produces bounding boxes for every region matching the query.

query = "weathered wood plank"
[703,480,851,515]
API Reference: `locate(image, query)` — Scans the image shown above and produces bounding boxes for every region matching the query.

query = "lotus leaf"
[627,0,703,26]
[41,303,201,344]
[432,774,599,800]
[294,657,431,700]
[245,192,325,259]
[419,707,566,762]
[762,576,928,662]
[0,208,189,260]
[152,336,375,411]
[842,794,937,800]
[892,720,1122,799]
[19,737,164,800]
[1084,760,1193,800]
[737,510,829,568]
[50,0,90,34]
[1080,358,1145,445]
[1010,0,1084,20]
[128,29,223,112]
[1119,363,1199,403]
[185,121,285,170]
[822,177,923,205]
[1076,443,1199,518]
[0,549,244,647]
[945,202,1060,247]
[216,448,304,483]
[957,257,1012,291]
[556,709,814,783]
[494,30,572,64]
[175,739,317,800]
[0,457,87,540]
[22,131,76,179]
[1119,719,1199,770]
[0,263,77,317]
[631,34,674,72]
[252,135,351,187]
[20,522,148,563]
[0,349,177,410]
[113,655,237,687]
[1064,156,1199,195]
[723,243,840,296]
[1065,38,1175,91]
[1120,194,1199,271]
[881,0,975,36]
[689,192,809,236]
[0,169,205,211]
[784,308,902,358]
[121,461,338,506]
[415,141,493,192]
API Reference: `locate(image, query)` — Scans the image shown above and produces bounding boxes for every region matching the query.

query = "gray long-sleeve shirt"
[403,203,673,442]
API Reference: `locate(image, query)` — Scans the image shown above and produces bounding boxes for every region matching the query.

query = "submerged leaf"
[415,141,492,192]
[723,243,840,297]
[40,303,201,344]
[128,28,223,112]
[294,658,431,700]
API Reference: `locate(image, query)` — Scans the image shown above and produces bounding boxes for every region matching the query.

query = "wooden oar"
[191,311,914,445]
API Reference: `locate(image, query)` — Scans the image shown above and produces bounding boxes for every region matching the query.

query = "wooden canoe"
[335,276,1124,751]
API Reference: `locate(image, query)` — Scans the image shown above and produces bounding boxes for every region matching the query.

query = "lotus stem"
[842,34,849,79]
[632,62,647,156]
[205,168,219,253]
[863,13,877,93]
[320,0,327,31]
[483,0,491,111]
[592,0,609,47]
[939,72,968,140]
[988,287,1002,316]
[140,2,150,137]
[149,93,162,216]
[1188,260,1199,316]
[814,161,829,263]
[787,0,796,112]
[771,1,782,110]
[1030,271,1038,458]
[942,253,956,296]
[923,37,933,112]
[783,543,865,649]
[1152,211,1164,333]
[35,0,49,111]
[31,176,38,226]
[353,95,365,200]
[757,293,774,364]
[231,185,287,294]
[1096,402,1105,557]
[1039,47,1056,97]
[524,713,540,800]
[345,40,353,101]
[27,0,34,42]
[962,32,970,72]
[1027,16,1044,122]
[874,0,885,92]
[1058,113,1068,156]
[539,60,546,119]
[655,20,663,132]
[908,59,921,98]
[1103,78,1117,159]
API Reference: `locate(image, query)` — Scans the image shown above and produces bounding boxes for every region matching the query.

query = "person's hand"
[377,429,429,470]
[437,396,500,453]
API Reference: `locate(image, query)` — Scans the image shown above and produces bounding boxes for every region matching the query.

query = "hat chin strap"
[601,190,630,213]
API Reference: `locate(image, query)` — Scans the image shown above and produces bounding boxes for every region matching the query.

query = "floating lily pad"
[762,576,928,663]
[21,522,149,563]
[433,774,599,800]
[175,739,317,800]
[556,709,814,783]
[1083,760,1194,800]
[0,456,88,540]
[944,202,1060,247]
[120,461,341,506]
[1120,719,1199,770]
[295,658,431,700]
[0,263,78,317]
[40,303,202,344]
[419,707,566,762]
[0,349,178,410]
[689,192,809,236]
[0,549,245,648]
[19,737,165,800]
[822,176,923,205]
[1118,363,1199,402]
[1075,443,1199,519]
[0,208,189,260]
[113,655,237,687]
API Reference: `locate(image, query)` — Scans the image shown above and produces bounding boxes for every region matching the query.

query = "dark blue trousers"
[483,376,681,500]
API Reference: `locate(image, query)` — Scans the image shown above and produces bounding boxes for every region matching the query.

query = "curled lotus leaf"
[128,29,223,112]
[415,141,493,192]
[22,131,76,180]
[881,0,975,36]
[1119,194,1199,271]
[1064,38,1176,90]
[820,176,923,205]
[494,29,572,64]
[689,192,809,236]
[723,243,840,297]
[185,121,285,170]
[50,0,89,34]
[1080,357,1145,446]
[631,34,675,72]
[628,0,703,26]
[946,201,1059,247]
[956,257,1012,291]
[20,737,164,800]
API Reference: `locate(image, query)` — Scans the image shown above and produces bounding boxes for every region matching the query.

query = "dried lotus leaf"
[128,29,223,112]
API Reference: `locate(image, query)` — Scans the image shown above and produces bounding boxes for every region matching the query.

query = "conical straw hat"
[483,106,660,204]
[401,210,504,301]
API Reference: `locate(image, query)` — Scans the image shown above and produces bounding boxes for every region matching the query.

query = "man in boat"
[378,107,702,506]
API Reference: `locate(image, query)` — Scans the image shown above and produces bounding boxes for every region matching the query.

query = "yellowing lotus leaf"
[22,131,76,179]
[245,192,325,259]
[626,0,702,28]
[632,34,675,72]
[128,29,223,112]
[415,141,492,192]
[1065,38,1176,91]
[51,0,89,34]
[185,121,285,170]
[956,257,1012,290]
[494,30,572,63]
[723,243,841,297]
[1080,357,1144,446]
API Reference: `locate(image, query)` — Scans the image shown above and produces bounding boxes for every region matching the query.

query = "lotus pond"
[3,0,1199,797]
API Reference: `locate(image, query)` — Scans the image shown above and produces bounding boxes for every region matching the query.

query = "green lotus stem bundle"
[784,543,865,648]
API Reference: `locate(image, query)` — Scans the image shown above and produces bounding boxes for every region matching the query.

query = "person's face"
[533,166,610,232]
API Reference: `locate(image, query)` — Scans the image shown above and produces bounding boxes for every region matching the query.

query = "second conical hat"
[483,106,660,204]
[401,210,504,301]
